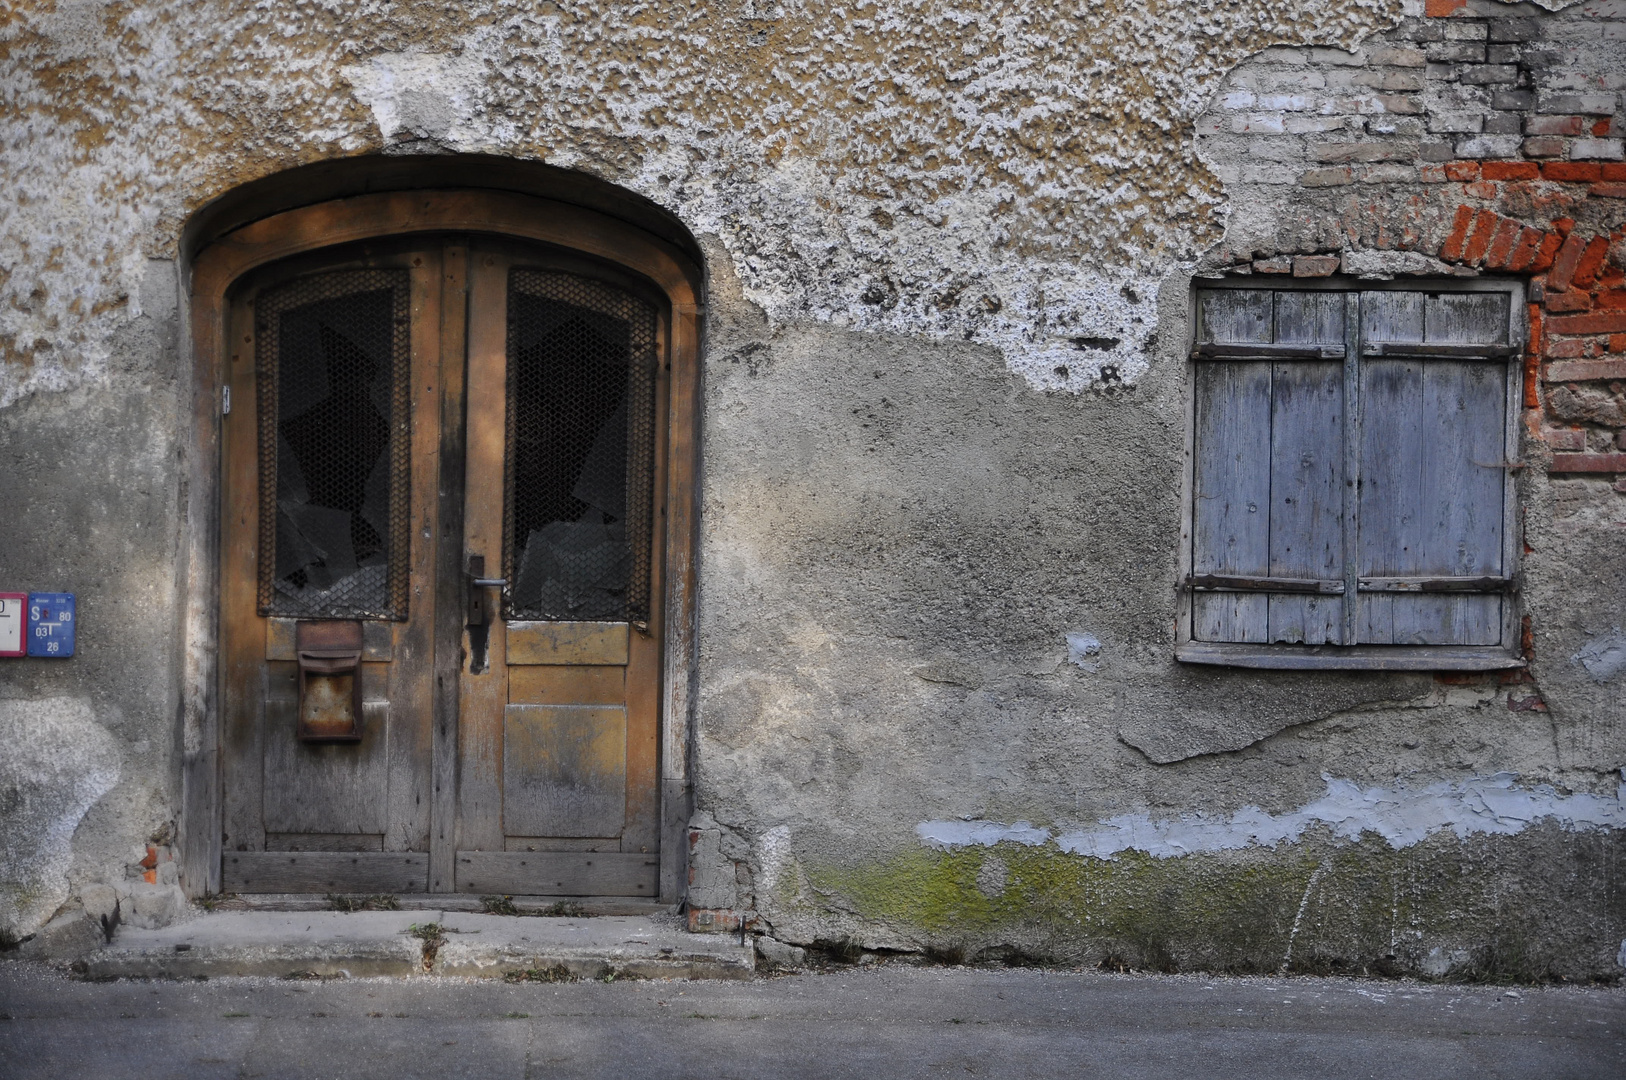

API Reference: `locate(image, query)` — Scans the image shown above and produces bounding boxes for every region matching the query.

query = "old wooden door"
[219,234,667,897]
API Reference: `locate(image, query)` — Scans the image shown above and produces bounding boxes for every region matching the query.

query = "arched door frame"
[177,189,702,902]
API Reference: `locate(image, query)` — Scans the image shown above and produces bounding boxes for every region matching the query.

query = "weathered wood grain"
[506,621,631,666]
[1200,289,1274,344]
[1192,359,1272,642]
[262,701,392,835]
[266,618,393,661]
[223,851,429,893]
[503,705,628,839]
[508,664,626,705]
[454,851,658,896]
[1267,359,1344,644]
[265,833,385,852]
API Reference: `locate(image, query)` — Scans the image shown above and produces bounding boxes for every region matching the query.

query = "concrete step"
[80,911,756,981]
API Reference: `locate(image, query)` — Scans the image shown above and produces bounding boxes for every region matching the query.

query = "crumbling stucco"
[0,0,1463,409]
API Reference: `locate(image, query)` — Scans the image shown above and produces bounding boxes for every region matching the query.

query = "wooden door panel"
[454,851,658,897]
[262,701,391,834]
[223,852,430,894]
[507,621,629,665]
[503,704,628,837]
[507,664,625,704]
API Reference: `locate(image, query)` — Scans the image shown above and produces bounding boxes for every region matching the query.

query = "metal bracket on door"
[465,555,506,673]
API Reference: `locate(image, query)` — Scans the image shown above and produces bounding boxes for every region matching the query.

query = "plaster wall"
[0,0,1622,978]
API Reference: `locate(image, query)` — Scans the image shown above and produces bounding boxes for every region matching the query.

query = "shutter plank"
[1361,290,1425,344]
[1200,290,1274,344]
[1425,292,1508,345]
[1193,361,1271,642]
[1274,291,1344,345]
[1267,360,1345,644]
[1356,359,1423,644]
[1406,361,1505,644]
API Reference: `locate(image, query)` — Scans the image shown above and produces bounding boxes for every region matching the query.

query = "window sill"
[1175,642,1526,671]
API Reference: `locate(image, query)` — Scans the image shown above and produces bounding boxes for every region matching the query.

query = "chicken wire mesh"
[256,269,411,620]
[505,269,658,624]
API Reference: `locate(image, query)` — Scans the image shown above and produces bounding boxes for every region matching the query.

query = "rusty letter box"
[294,620,364,743]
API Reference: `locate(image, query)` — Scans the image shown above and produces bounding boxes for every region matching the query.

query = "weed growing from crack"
[504,964,576,984]
[479,895,520,916]
[194,891,237,913]
[327,894,400,913]
[539,901,591,918]
[408,922,445,972]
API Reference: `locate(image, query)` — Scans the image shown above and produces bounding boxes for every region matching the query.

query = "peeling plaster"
[917,772,1626,859]
[0,0,1438,410]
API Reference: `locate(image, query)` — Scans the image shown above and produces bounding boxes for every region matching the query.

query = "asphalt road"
[1,960,1621,1079]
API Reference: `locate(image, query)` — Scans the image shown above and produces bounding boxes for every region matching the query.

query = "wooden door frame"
[179,190,703,903]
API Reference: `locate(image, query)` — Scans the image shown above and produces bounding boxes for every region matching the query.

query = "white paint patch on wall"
[916,772,1626,859]
[0,698,121,936]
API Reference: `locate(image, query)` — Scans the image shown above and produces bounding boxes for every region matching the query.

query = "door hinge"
[221,385,231,415]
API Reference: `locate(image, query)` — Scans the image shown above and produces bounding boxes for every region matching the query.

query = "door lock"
[466,555,506,626]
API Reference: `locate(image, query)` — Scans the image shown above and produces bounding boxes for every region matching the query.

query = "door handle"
[466,555,506,626]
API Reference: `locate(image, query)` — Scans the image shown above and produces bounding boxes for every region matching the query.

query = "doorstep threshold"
[213,893,676,917]
[79,909,754,981]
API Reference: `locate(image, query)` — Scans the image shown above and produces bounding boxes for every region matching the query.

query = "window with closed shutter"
[1179,282,1524,671]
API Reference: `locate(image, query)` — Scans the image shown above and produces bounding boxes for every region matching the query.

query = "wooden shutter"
[1191,286,1513,653]
[1357,291,1508,645]
[1192,290,1347,645]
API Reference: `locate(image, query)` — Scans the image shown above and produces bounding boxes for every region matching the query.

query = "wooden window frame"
[176,190,703,898]
[1176,276,1526,672]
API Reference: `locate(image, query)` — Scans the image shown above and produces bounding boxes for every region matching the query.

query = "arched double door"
[201,194,697,898]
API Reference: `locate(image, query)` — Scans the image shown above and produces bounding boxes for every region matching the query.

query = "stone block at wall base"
[13,907,102,961]
[118,883,189,931]
[755,936,807,970]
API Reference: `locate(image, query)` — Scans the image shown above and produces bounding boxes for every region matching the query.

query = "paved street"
[1,960,1622,1079]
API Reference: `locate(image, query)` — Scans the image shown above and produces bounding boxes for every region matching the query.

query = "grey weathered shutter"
[1357,291,1508,645]
[1192,289,1347,644]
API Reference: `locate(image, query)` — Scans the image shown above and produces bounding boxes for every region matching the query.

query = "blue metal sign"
[28,593,75,658]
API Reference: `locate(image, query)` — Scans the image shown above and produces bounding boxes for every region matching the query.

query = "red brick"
[1439,205,1476,262]
[1542,429,1586,451]
[1462,210,1502,265]
[1550,312,1626,334]
[1545,290,1592,312]
[1546,338,1589,358]
[1543,162,1603,182]
[1602,163,1626,181]
[1553,218,1576,235]
[1482,218,1519,268]
[1600,290,1626,311]
[1530,232,1565,272]
[1420,164,1448,183]
[1525,358,1540,407]
[1548,234,1588,291]
[1425,0,1467,14]
[1573,237,1613,289]
[1593,182,1626,198]
[1465,180,1498,199]
[1550,452,1626,473]
[1611,332,1626,351]
[1506,228,1543,271]
[1547,359,1626,382]
[1293,255,1341,278]
[1445,161,1481,182]
[1482,161,1540,180]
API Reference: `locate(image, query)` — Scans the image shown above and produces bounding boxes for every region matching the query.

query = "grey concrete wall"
[0,260,185,937]
[0,0,1622,979]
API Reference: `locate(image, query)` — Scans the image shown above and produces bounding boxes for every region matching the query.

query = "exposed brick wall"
[1197,0,1626,487]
